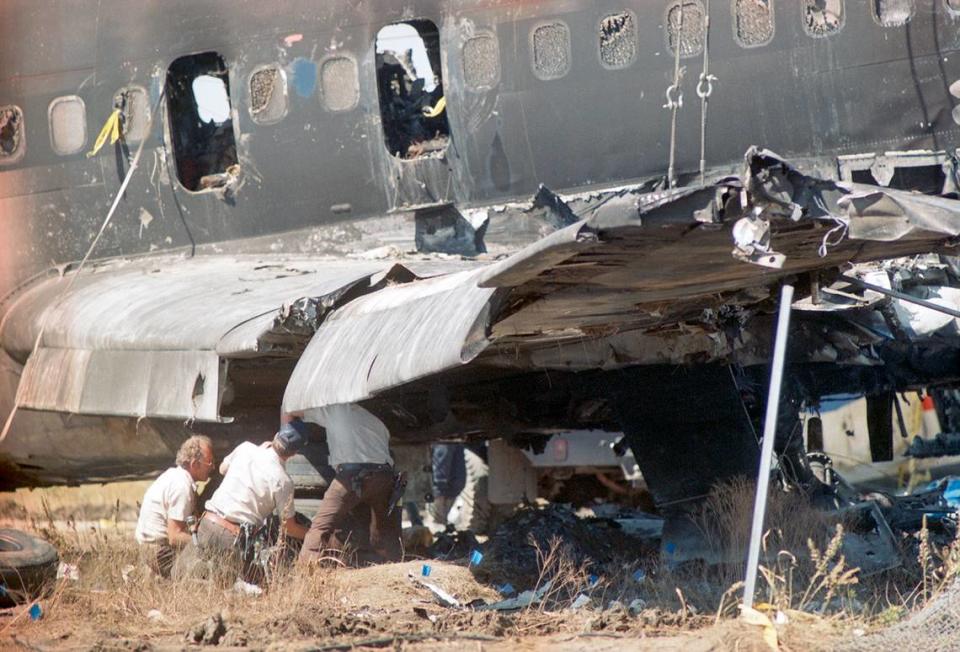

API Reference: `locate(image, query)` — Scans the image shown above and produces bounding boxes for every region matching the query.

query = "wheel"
[0,529,59,607]
[449,449,513,534]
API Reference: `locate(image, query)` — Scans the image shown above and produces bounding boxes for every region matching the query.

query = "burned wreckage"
[2,1,960,560]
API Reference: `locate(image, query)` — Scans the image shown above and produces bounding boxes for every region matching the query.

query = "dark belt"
[202,511,241,536]
[336,462,392,474]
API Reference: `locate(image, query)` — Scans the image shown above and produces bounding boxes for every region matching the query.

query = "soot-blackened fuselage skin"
[2,1,960,301]
[2,1,960,488]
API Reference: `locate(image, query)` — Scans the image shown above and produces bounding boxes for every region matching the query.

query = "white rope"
[0,88,166,443]
[697,0,717,186]
[665,1,686,189]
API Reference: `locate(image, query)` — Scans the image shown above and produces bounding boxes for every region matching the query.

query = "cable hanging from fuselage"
[697,0,718,186]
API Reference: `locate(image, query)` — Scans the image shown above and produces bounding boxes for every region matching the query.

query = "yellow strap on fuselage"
[86,109,121,158]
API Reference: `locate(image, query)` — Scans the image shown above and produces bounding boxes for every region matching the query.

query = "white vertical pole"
[742,283,794,609]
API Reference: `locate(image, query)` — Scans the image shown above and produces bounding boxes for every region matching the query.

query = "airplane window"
[666,1,705,58]
[733,0,775,49]
[165,51,239,192]
[320,56,359,112]
[114,86,150,143]
[463,34,500,89]
[48,95,87,156]
[0,105,25,164]
[599,11,637,70]
[249,64,288,124]
[803,0,844,37]
[375,20,451,159]
[532,21,571,80]
[872,0,914,26]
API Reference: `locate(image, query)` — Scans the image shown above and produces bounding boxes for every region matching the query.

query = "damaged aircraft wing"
[283,149,960,413]
[0,257,450,422]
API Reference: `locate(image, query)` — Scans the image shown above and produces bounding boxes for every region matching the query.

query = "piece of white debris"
[570,594,592,610]
[146,609,164,622]
[232,579,263,596]
[56,562,80,581]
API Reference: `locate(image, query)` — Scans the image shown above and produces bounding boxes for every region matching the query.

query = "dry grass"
[6,478,960,651]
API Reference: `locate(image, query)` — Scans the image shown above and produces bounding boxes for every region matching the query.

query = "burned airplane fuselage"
[2,1,960,497]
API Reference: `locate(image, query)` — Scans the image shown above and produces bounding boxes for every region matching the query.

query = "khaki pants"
[300,468,401,564]
[138,541,176,578]
[173,518,243,584]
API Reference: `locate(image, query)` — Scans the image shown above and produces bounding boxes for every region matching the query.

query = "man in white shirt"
[134,434,215,577]
[195,420,309,580]
[297,403,402,564]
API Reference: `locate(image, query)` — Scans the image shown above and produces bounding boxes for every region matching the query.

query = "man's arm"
[166,519,193,547]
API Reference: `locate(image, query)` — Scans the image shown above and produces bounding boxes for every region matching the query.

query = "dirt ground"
[1,557,853,652]
[0,484,924,651]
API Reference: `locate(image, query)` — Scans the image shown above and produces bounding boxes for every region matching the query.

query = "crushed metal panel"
[0,257,390,359]
[840,188,960,241]
[283,268,499,411]
[17,349,221,421]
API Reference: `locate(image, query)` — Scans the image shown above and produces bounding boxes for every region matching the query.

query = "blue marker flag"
[421,564,431,577]
[469,550,484,566]
[29,603,42,621]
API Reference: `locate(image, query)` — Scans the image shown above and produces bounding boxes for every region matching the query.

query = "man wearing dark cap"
[187,420,310,582]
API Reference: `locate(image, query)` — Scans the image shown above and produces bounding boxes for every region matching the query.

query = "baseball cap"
[275,419,310,454]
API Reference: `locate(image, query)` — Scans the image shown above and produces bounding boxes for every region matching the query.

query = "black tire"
[0,529,59,607]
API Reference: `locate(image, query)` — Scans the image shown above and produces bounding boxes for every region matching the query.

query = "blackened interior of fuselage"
[375,20,450,160]
[165,51,239,192]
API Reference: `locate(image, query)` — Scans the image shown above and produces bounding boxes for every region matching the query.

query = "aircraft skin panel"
[3,0,960,302]
[3,2,960,488]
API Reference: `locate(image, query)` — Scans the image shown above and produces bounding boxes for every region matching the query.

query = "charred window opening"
[376,21,450,159]
[0,105,25,164]
[166,51,239,192]
[532,21,571,80]
[599,11,637,69]
[872,0,914,26]
[666,1,706,58]
[807,417,824,452]
[114,86,150,143]
[734,0,775,48]
[320,56,360,112]
[803,0,844,38]
[48,95,86,156]
[249,64,288,124]
[463,34,500,89]
[840,152,951,195]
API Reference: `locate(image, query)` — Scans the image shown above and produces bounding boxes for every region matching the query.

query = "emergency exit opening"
[375,20,450,159]
[166,51,239,191]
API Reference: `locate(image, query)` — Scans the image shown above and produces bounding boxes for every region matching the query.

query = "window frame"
[530,19,572,81]
[248,63,289,125]
[0,104,26,165]
[597,10,639,71]
[318,54,360,113]
[732,0,776,49]
[462,31,502,90]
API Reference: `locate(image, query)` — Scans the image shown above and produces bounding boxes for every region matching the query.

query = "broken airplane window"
[48,95,87,156]
[532,21,571,80]
[872,0,914,26]
[734,0,775,49]
[165,51,239,192]
[666,1,706,58]
[463,33,500,89]
[599,11,637,70]
[0,105,24,164]
[376,21,450,159]
[320,56,360,112]
[803,0,844,37]
[114,86,150,143]
[249,64,288,124]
